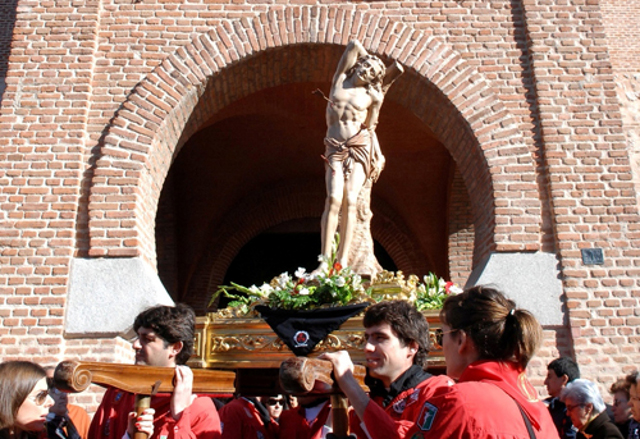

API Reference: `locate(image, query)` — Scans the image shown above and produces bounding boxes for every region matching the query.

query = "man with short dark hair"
[89,304,221,439]
[322,300,453,439]
[544,357,581,439]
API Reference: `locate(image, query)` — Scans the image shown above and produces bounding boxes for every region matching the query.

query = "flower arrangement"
[210,236,372,317]
[210,236,462,317]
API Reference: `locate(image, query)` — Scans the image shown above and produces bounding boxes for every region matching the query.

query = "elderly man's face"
[565,397,593,430]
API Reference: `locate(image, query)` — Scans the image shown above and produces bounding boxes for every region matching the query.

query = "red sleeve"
[279,410,303,439]
[219,400,246,439]
[88,388,136,439]
[360,401,409,439]
[173,397,221,439]
[358,375,455,439]
[267,418,279,439]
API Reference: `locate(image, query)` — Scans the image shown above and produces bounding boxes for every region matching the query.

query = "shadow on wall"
[0,0,18,104]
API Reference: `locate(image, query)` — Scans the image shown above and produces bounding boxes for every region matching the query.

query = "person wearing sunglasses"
[260,395,285,423]
[561,379,622,439]
[0,361,54,439]
[322,300,454,439]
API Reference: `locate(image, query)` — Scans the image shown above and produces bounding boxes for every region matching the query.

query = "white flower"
[449,285,463,295]
[299,288,310,296]
[352,273,362,286]
[259,284,274,294]
[438,278,446,289]
[335,277,346,287]
[277,272,290,288]
[249,285,261,295]
[295,267,307,279]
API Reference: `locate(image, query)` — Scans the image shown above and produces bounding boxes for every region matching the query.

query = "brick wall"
[1,0,639,408]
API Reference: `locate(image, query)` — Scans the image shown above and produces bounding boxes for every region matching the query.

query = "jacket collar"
[367,364,432,407]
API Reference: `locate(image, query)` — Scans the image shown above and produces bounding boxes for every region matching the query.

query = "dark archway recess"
[155,78,455,313]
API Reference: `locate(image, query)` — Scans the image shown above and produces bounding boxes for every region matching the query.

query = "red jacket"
[400,361,561,439]
[88,387,221,439]
[350,372,454,439]
[219,398,278,439]
[279,402,332,439]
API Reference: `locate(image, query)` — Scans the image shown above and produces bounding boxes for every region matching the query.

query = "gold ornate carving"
[194,310,444,370]
[209,334,287,353]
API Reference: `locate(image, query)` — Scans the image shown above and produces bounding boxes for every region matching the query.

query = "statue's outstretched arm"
[331,40,368,90]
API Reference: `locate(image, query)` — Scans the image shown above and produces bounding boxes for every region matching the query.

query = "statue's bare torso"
[326,77,374,141]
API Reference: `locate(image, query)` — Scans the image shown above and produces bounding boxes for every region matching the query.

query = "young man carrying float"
[89,304,221,439]
[321,300,453,439]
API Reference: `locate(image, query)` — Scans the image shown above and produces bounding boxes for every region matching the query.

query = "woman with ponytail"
[406,285,560,438]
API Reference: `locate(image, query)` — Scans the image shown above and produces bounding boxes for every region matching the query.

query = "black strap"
[515,402,537,439]
[488,382,537,439]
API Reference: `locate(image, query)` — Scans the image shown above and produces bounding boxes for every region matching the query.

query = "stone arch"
[87,6,541,270]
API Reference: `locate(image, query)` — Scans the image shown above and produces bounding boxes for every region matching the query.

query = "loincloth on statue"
[324,129,375,179]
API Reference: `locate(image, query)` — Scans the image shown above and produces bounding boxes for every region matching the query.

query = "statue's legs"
[337,164,367,266]
[320,161,345,266]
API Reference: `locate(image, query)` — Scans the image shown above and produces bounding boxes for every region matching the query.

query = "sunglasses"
[267,398,284,407]
[565,403,586,412]
[434,328,458,347]
[31,389,50,406]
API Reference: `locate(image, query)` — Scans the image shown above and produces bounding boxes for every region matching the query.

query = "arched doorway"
[84,8,539,318]
[153,59,457,313]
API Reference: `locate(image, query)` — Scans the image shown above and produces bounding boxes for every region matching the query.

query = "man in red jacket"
[278,396,332,439]
[322,301,453,439]
[88,304,221,439]
[219,396,278,439]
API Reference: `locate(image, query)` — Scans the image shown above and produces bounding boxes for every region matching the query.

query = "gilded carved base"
[192,310,444,371]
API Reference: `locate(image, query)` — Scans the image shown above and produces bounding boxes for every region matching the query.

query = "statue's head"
[348,54,386,88]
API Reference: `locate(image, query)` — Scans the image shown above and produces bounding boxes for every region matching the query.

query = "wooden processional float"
[53,361,236,439]
[53,358,368,439]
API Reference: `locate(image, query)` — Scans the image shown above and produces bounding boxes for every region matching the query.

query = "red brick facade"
[1,1,639,411]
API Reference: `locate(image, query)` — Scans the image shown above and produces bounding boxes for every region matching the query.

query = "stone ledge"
[466,252,565,326]
[65,257,174,338]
